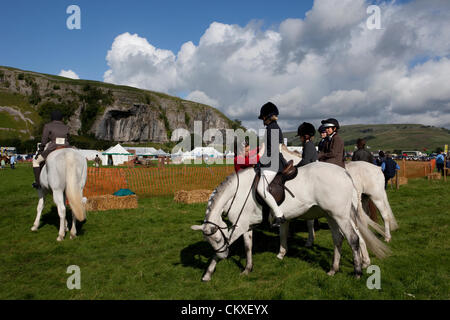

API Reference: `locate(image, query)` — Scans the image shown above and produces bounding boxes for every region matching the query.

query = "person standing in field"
[381,152,400,189]
[318,118,345,168]
[10,155,16,169]
[0,158,5,169]
[435,152,445,175]
[94,154,101,168]
[352,138,375,164]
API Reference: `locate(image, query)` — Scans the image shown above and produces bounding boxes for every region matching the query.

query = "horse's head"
[191,223,230,259]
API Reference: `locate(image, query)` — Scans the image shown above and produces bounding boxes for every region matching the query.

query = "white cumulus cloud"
[58,69,79,79]
[103,0,450,130]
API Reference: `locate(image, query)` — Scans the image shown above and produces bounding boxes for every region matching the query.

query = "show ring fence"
[83,160,440,198]
[84,166,235,198]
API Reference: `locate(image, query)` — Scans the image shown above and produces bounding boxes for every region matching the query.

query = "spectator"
[352,138,374,164]
[10,155,16,169]
[376,150,385,166]
[94,154,101,168]
[435,152,445,175]
[0,158,5,169]
[381,152,400,189]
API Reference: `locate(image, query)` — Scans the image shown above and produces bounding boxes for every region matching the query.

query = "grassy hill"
[285,124,450,153]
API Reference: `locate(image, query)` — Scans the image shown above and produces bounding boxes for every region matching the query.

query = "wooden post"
[403,158,407,178]
[445,156,447,182]
[396,172,399,190]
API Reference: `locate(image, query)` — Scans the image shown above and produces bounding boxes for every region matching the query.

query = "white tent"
[102,144,133,166]
[126,147,159,157]
[190,147,223,158]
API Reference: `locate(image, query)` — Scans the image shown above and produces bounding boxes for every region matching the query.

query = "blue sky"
[0,0,317,81]
[3,0,447,130]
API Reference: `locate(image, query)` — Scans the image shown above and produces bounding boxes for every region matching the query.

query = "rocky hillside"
[0,66,234,143]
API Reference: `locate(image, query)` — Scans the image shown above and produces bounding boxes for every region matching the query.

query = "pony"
[191,160,390,281]
[31,148,87,241]
[280,147,398,250]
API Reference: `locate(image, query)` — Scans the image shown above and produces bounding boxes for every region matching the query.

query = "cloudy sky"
[1,0,449,131]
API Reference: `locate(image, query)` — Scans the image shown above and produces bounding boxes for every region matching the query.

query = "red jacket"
[234,148,259,172]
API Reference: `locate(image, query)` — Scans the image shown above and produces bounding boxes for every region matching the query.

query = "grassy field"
[0,163,449,299]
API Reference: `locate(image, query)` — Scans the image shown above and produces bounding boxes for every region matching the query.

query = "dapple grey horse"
[191,161,390,281]
[31,148,87,241]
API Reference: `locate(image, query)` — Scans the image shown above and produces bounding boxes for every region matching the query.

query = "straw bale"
[174,189,213,204]
[85,194,138,211]
[427,172,442,180]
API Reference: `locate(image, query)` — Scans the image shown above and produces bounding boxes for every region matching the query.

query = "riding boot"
[32,166,41,189]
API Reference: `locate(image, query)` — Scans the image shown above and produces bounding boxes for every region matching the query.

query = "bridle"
[202,142,255,254]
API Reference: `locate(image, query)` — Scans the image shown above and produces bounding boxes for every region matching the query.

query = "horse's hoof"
[70,234,77,240]
[355,274,362,279]
[57,235,64,241]
[276,253,285,260]
[305,241,313,248]
[327,270,336,276]
[241,268,252,276]
[31,226,38,232]
[201,276,211,282]
[385,237,391,243]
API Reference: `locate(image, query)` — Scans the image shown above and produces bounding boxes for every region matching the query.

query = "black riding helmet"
[321,118,340,129]
[296,122,316,137]
[258,102,279,120]
[318,125,326,133]
[51,110,63,121]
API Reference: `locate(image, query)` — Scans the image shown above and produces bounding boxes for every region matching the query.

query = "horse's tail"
[353,199,391,259]
[65,150,86,222]
[384,195,399,231]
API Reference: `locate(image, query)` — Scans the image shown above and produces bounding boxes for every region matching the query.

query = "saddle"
[253,160,298,217]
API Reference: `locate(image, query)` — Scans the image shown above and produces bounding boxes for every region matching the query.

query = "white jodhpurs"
[256,169,284,219]
[33,155,45,168]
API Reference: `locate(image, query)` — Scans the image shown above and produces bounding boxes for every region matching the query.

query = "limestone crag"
[0,66,233,142]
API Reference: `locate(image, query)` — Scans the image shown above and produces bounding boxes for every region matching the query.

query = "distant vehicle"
[402,151,424,157]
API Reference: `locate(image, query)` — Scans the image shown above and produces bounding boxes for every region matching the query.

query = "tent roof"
[102,144,133,155]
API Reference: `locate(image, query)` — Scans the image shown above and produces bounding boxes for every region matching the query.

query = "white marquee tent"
[102,144,133,166]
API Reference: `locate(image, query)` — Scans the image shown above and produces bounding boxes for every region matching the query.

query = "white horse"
[281,148,398,249]
[31,148,87,241]
[191,161,390,281]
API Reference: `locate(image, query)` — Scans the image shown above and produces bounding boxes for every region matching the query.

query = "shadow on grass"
[178,219,333,274]
[39,205,86,236]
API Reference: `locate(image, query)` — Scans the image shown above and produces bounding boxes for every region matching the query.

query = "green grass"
[0,163,449,299]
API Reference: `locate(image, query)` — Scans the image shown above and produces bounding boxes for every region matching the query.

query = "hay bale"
[85,194,138,211]
[427,172,442,180]
[174,189,212,204]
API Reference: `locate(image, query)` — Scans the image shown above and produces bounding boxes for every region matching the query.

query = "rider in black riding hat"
[295,122,318,167]
[32,110,71,189]
[256,102,287,228]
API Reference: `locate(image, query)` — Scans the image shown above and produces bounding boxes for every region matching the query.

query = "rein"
[203,168,255,254]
